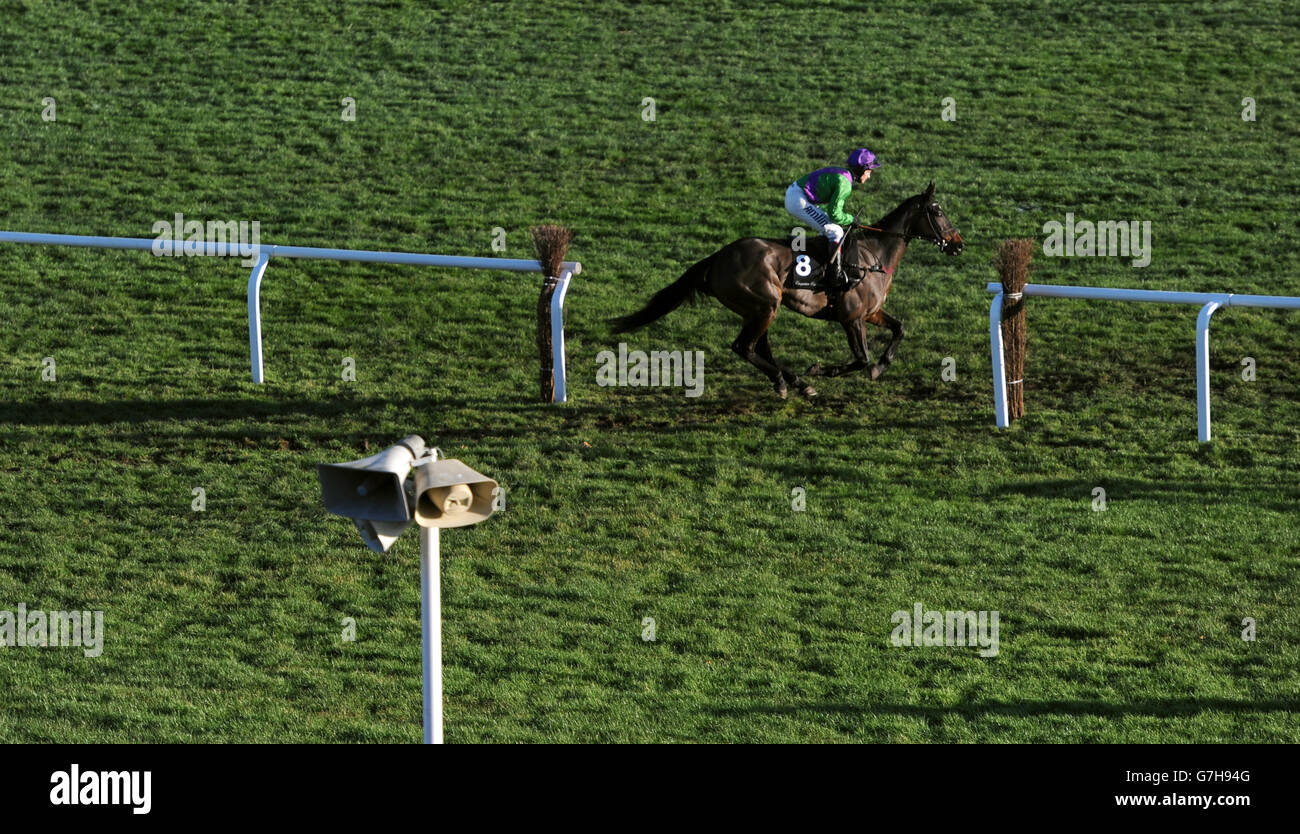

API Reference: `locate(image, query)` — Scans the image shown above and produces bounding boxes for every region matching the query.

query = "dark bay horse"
[612,183,964,397]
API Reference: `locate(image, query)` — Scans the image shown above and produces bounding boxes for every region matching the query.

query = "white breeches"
[785,183,844,242]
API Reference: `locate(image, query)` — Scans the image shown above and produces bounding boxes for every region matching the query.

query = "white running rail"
[988,282,1300,442]
[0,230,580,401]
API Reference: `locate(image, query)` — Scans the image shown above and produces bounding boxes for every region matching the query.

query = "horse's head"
[906,182,964,255]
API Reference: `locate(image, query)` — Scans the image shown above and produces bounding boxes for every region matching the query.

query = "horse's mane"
[861,193,922,234]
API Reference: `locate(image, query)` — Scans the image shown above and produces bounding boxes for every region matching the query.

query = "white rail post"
[1196,300,1222,443]
[989,291,1009,428]
[551,265,575,403]
[420,524,443,744]
[247,250,271,384]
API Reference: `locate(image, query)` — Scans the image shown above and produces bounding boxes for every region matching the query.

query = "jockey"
[785,147,880,294]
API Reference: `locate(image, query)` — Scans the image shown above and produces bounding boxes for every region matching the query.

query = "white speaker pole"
[420,523,443,744]
[318,438,498,745]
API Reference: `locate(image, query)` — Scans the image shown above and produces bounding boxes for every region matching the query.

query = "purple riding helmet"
[847,147,880,173]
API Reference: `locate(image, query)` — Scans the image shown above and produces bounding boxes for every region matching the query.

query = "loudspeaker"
[414,459,498,528]
[353,517,413,554]
[317,435,426,522]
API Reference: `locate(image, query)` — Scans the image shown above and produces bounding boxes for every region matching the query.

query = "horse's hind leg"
[807,318,871,378]
[757,332,817,398]
[731,314,790,398]
[866,309,905,380]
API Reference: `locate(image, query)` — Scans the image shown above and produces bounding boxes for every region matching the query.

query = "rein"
[853,208,947,248]
[854,223,909,238]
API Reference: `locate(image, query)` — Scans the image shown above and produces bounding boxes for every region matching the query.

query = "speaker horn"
[414,459,498,528]
[353,517,413,554]
[316,435,426,522]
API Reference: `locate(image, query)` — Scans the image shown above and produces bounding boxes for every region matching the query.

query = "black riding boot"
[826,253,847,312]
[835,258,851,291]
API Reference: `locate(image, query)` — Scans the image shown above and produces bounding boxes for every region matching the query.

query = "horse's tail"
[610,253,716,333]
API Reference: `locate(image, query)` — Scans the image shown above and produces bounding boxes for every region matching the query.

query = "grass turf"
[0,0,1297,742]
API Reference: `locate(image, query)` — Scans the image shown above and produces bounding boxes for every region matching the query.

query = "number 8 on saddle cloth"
[784,231,879,292]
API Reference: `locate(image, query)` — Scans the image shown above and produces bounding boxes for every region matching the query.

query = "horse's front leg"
[806,319,871,378]
[866,309,905,380]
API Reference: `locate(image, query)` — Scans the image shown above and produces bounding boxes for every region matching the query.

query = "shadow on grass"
[0,385,964,430]
[709,696,1300,719]
[0,365,990,456]
[0,393,559,449]
[980,477,1300,514]
[0,395,346,423]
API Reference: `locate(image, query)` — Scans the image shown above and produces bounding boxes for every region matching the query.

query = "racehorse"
[611,183,964,397]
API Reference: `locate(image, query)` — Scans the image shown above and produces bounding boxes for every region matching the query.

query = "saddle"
[783,231,886,292]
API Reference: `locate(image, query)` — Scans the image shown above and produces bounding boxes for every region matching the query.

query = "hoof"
[775,384,789,399]
[800,385,818,398]
[806,363,824,376]
[870,364,885,381]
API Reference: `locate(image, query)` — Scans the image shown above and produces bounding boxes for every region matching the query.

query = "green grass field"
[1,0,1298,742]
